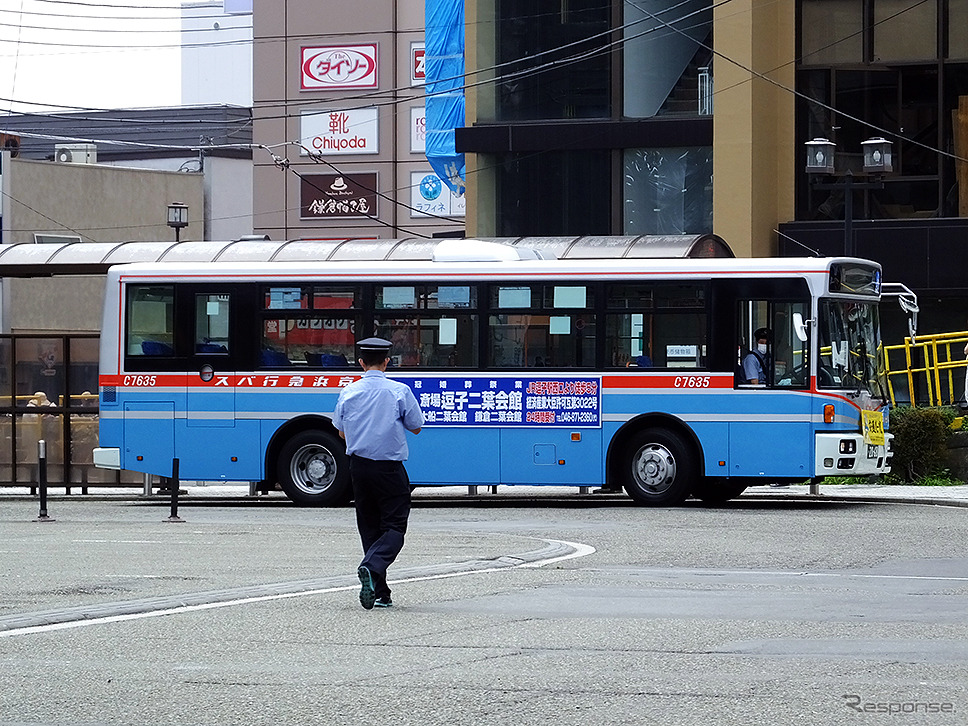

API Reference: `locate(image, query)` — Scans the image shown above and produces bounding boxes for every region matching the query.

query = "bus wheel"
[622,428,696,506]
[691,478,748,505]
[277,430,351,506]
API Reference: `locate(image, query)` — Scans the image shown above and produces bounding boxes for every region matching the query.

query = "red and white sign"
[301,108,379,155]
[301,45,378,90]
[411,42,425,86]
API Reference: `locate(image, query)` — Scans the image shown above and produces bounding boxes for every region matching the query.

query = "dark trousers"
[350,455,412,599]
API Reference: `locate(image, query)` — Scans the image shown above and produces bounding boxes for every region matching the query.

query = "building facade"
[250,1,465,240]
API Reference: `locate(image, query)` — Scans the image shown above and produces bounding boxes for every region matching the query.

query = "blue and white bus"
[94,238,897,506]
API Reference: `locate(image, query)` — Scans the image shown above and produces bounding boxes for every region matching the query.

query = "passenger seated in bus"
[196,338,228,354]
[626,352,653,367]
[141,340,174,356]
[740,327,771,385]
[305,352,349,367]
[261,348,291,367]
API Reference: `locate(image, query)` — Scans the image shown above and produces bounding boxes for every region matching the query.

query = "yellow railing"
[884,331,968,407]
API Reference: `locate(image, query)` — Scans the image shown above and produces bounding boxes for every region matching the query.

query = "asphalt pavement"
[1,481,967,726]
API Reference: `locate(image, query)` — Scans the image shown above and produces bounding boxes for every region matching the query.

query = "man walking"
[333,337,425,610]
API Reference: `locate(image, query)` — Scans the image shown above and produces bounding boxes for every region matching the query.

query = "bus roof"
[109,252,876,284]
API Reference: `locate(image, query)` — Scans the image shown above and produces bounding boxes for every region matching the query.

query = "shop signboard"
[410,107,426,153]
[300,173,378,219]
[411,42,425,85]
[301,45,378,90]
[300,108,379,155]
[410,171,465,218]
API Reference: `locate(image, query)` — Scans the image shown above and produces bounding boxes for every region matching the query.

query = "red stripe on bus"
[601,374,732,389]
[100,374,362,388]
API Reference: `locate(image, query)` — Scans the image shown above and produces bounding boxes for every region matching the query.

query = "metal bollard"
[165,458,185,523]
[809,476,821,496]
[34,439,55,523]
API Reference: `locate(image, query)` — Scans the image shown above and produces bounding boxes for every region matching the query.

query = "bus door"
[730,298,812,477]
[187,291,236,428]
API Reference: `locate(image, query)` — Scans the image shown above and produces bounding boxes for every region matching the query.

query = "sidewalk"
[2,481,968,506]
[744,482,968,506]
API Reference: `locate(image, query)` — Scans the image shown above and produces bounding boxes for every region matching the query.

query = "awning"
[0,234,733,277]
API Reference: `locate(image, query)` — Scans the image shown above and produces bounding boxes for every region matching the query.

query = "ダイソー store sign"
[300,173,378,219]
[301,108,379,155]
[301,45,378,90]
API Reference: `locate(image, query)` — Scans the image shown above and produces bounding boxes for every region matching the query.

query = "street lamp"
[805,137,893,258]
[167,202,189,242]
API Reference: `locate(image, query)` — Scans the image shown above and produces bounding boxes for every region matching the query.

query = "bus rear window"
[126,285,175,356]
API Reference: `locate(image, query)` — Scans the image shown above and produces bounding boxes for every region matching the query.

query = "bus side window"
[604,283,706,368]
[373,284,479,367]
[195,294,230,354]
[736,299,810,387]
[126,285,175,357]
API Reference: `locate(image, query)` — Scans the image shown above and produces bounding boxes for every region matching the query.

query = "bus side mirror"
[793,312,809,343]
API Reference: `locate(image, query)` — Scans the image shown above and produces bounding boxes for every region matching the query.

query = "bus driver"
[742,327,772,385]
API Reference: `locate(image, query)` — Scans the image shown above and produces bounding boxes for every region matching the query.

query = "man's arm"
[401,386,425,435]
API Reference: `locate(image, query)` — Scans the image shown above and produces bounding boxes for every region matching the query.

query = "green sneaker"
[357,566,376,610]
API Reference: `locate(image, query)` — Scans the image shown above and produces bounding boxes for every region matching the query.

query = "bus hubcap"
[634,444,676,493]
[291,444,336,492]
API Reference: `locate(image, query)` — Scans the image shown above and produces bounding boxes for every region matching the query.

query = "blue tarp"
[425,0,465,196]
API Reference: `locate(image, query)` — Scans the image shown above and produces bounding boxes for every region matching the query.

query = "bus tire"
[277,430,351,507]
[621,428,696,506]
[691,478,748,505]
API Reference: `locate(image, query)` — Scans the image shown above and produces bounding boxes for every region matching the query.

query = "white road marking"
[0,538,595,638]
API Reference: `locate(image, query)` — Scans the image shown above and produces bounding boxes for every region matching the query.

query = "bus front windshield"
[818,299,887,398]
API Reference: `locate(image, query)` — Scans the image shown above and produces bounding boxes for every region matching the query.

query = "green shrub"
[887,406,956,483]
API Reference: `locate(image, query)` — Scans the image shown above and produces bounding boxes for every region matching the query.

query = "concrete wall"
[3,157,205,244]
[204,156,253,241]
[6,276,105,333]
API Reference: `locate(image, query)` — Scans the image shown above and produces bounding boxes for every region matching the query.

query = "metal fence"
[884,331,968,408]
[0,334,140,490]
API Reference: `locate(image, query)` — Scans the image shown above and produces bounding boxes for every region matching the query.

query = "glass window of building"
[801,0,863,65]
[492,0,610,121]
[496,151,610,236]
[623,0,713,117]
[874,0,937,63]
[624,147,713,234]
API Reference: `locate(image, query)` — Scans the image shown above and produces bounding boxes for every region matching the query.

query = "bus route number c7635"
[673,375,710,388]
[123,375,157,387]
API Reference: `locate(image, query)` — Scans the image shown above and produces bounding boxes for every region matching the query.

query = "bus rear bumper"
[93,447,121,470]
[815,432,893,476]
